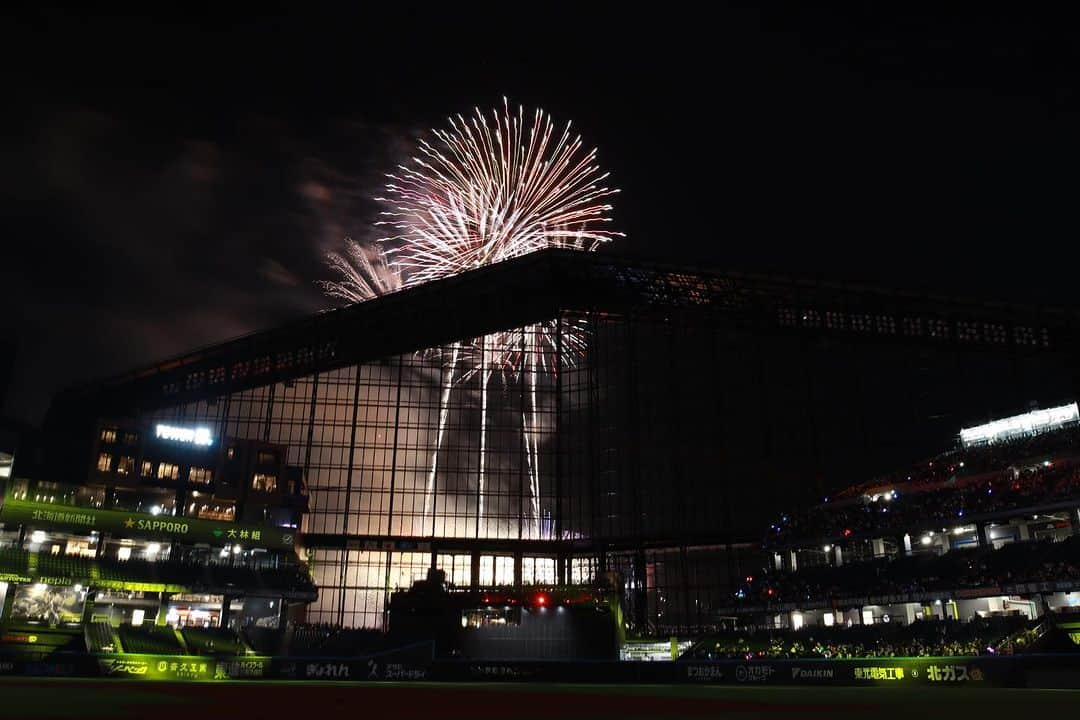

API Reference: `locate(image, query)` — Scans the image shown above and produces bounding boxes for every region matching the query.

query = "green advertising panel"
[97,654,270,681]
[0,498,296,551]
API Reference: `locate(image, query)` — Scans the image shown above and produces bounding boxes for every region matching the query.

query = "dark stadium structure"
[387,569,623,661]
[26,249,1080,635]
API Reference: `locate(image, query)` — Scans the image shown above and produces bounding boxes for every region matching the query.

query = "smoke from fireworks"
[323,100,620,538]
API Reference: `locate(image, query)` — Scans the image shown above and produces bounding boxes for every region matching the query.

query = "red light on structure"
[535,593,548,607]
[843,528,852,537]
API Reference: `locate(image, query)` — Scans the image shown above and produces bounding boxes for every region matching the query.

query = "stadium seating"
[683,616,1033,660]
[0,546,316,598]
[241,627,285,655]
[842,425,1080,497]
[180,627,253,656]
[84,621,118,653]
[769,425,1080,547]
[744,535,1080,604]
[0,546,30,574]
[117,624,184,654]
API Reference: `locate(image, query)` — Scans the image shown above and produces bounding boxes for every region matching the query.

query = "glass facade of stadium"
[49,251,1080,634]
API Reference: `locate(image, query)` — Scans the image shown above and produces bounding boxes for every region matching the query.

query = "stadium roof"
[50,249,1080,419]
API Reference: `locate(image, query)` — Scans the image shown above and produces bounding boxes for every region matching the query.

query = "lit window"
[188,467,214,484]
[157,462,180,481]
[192,499,235,521]
[252,473,277,492]
[116,456,134,476]
[123,432,138,445]
[464,608,521,628]
[100,428,118,444]
[226,447,236,461]
[141,460,154,477]
[96,452,113,472]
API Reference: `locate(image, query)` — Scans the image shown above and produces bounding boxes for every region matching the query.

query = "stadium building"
[0,419,314,652]
[679,405,1080,661]
[11,248,1080,636]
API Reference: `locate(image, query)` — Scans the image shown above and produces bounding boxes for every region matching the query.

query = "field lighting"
[960,402,1078,447]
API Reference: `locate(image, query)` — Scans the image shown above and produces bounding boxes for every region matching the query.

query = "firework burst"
[378,98,621,285]
[323,100,619,538]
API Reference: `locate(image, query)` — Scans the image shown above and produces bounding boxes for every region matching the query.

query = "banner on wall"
[96,655,271,681]
[681,658,1014,686]
[0,498,296,550]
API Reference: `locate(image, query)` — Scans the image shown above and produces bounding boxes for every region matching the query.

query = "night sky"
[5,5,1079,423]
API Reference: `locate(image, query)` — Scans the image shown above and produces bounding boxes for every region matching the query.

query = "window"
[522,557,557,585]
[64,538,97,558]
[116,456,135,476]
[157,462,180,481]
[188,467,214,484]
[226,447,236,461]
[256,450,277,465]
[464,607,521,628]
[187,495,236,521]
[96,452,113,472]
[252,473,277,493]
[479,555,514,586]
[100,428,118,444]
[123,432,138,445]
[141,460,154,477]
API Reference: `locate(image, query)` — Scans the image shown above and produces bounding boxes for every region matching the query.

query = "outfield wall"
[3,650,1080,688]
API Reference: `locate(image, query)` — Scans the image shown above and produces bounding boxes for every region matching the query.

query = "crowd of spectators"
[768,425,1080,547]
[742,536,1080,605]
[684,616,1032,660]
[844,425,1080,497]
